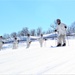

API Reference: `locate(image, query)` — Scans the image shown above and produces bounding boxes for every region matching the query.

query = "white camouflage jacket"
[56,23,67,36]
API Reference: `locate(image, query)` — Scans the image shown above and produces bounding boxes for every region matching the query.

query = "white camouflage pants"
[13,43,18,49]
[39,40,43,47]
[0,42,3,50]
[57,34,66,45]
[26,42,31,48]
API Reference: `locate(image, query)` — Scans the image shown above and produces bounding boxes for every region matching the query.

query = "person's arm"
[54,25,58,32]
[63,23,67,29]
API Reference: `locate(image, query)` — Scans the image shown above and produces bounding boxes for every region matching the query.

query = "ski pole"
[66,35,69,46]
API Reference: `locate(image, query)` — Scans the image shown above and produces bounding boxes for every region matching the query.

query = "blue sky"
[0,0,75,35]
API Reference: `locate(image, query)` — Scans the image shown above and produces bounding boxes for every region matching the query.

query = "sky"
[0,0,75,35]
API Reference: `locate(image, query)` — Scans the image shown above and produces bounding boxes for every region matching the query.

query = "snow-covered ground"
[0,39,75,74]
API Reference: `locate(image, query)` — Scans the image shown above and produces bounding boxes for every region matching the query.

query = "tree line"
[3,21,75,39]
[3,27,52,39]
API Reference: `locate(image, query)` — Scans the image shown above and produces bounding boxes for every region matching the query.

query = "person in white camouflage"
[13,37,19,49]
[39,34,44,47]
[55,19,67,47]
[26,34,31,48]
[0,36,4,50]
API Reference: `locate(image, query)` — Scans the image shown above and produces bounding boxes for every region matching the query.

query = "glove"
[65,26,67,28]
[29,41,32,44]
[54,30,57,32]
[2,42,4,44]
[44,38,47,41]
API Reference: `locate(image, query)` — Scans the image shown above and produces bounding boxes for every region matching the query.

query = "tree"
[42,31,46,34]
[66,22,75,36]
[66,26,71,36]
[3,34,10,39]
[70,22,75,33]
[46,29,52,34]
[21,27,29,36]
[17,31,22,37]
[36,27,42,36]
[11,32,17,38]
[30,29,36,36]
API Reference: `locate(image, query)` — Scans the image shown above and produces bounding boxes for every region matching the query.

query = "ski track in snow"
[36,57,74,75]
[0,39,75,74]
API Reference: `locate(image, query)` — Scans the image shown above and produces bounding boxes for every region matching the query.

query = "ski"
[50,46,66,48]
[50,46,57,48]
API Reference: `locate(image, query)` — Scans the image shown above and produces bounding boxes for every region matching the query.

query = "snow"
[0,39,75,74]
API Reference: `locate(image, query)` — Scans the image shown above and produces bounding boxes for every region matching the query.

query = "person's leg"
[57,35,62,46]
[26,42,29,48]
[13,43,17,49]
[0,42,3,50]
[0,44,2,50]
[26,42,31,48]
[40,41,42,47]
[62,35,66,46]
[15,43,18,49]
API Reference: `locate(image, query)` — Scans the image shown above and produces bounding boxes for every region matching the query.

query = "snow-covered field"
[0,39,75,74]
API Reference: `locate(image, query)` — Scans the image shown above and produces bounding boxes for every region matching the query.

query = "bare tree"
[17,31,22,37]
[30,29,36,36]
[11,32,17,38]
[36,27,42,36]
[3,34,10,39]
[21,27,29,36]
[66,26,71,36]
[70,22,75,33]
[42,31,46,34]
[46,29,52,34]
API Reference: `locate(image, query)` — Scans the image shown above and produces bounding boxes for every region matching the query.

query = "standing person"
[55,19,67,47]
[44,38,47,47]
[39,34,44,47]
[13,37,19,49]
[0,36,4,50]
[26,34,31,48]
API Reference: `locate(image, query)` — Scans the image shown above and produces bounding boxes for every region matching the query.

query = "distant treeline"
[3,21,75,39]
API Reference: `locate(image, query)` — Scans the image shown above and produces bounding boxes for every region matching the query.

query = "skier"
[54,19,67,47]
[13,37,19,49]
[0,36,4,50]
[26,34,31,48]
[38,34,44,47]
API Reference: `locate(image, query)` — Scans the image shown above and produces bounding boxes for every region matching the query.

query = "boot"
[62,43,66,46]
[57,43,61,47]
